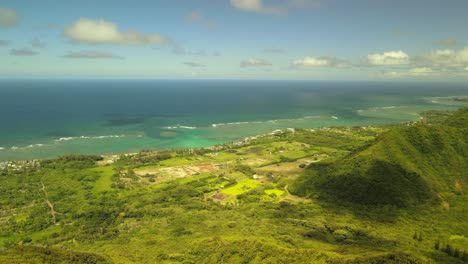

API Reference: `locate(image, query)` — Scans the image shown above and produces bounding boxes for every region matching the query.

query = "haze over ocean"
[0,80,467,161]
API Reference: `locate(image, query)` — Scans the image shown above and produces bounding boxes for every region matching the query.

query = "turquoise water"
[0,80,467,161]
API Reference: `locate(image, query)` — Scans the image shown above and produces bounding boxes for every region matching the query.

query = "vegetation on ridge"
[291,108,468,207]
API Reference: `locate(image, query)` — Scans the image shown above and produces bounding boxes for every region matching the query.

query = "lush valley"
[0,109,467,263]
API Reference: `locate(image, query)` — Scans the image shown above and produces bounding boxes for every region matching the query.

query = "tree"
[445,244,454,256]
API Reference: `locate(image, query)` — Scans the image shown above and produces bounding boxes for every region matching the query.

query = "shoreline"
[0,123,385,167]
[0,115,422,162]
[1,102,466,163]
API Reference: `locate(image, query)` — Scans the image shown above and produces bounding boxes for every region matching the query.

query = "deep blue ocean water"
[0,80,467,160]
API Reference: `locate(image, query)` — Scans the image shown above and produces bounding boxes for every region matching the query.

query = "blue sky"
[1,0,468,80]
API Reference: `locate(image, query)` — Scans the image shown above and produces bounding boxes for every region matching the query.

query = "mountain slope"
[291,108,468,206]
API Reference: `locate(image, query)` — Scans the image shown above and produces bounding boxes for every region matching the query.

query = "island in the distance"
[0,108,467,263]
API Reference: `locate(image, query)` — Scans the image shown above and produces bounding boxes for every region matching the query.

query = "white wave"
[211,115,321,128]
[26,144,45,148]
[0,147,4,150]
[331,116,339,119]
[9,144,47,150]
[212,121,263,127]
[164,126,196,130]
[55,137,74,142]
[54,134,125,142]
[364,105,404,112]
[5,135,126,151]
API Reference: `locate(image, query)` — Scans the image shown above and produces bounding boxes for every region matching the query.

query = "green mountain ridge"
[291,108,468,207]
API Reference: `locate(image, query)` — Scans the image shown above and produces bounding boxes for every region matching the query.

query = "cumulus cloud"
[382,67,434,78]
[425,49,455,65]
[183,62,205,67]
[230,0,320,15]
[231,0,285,14]
[186,11,216,28]
[0,7,18,28]
[30,38,46,48]
[367,50,410,65]
[381,71,401,78]
[409,67,433,76]
[437,37,457,48]
[10,48,38,56]
[293,57,329,67]
[240,58,272,67]
[64,18,168,45]
[424,47,468,66]
[62,51,123,59]
[263,48,286,54]
[292,56,350,68]
[0,39,9,46]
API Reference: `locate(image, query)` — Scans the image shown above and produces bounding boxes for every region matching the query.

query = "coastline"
[1,79,467,161]
[0,113,421,162]
[0,122,389,168]
[1,98,466,162]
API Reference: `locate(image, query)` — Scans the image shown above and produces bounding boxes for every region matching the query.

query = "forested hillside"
[292,108,468,206]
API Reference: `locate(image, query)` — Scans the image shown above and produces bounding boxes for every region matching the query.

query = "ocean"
[0,80,467,161]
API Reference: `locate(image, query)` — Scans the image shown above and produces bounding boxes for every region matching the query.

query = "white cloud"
[0,7,18,28]
[382,67,433,78]
[382,71,401,78]
[367,50,410,65]
[230,0,320,15]
[64,18,168,45]
[62,51,123,59]
[452,48,468,63]
[425,47,468,66]
[425,49,455,65]
[409,67,433,76]
[230,0,284,15]
[186,11,216,28]
[293,57,329,66]
[240,58,272,67]
[292,56,350,68]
